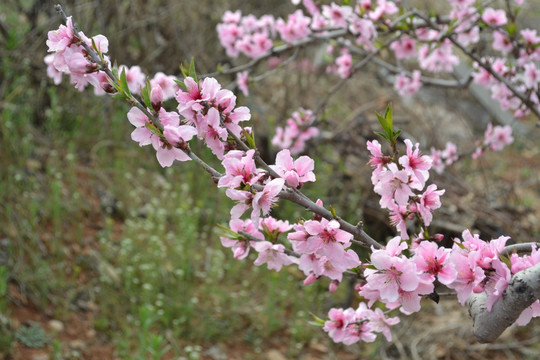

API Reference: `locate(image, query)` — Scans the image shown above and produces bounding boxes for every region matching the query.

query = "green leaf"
[308,312,326,325]
[329,206,337,219]
[375,112,391,135]
[107,76,122,93]
[180,58,198,82]
[189,58,198,81]
[145,122,162,137]
[120,67,132,97]
[112,92,128,100]
[244,128,256,149]
[215,224,243,240]
[375,104,394,137]
[374,104,400,145]
[384,103,393,122]
[91,37,98,52]
[499,253,512,269]
[174,79,186,90]
[108,66,121,89]
[141,79,152,109]
[374,131,389,142]
[505,22,517,36]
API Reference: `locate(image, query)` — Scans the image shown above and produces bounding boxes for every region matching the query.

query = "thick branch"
[467,262,540,343]
[500,242,540,257]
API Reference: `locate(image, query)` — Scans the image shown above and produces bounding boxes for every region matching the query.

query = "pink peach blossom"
[270,149,315,188]
[251,178,285,222]
[236,71,249,96]
[252,241,296,271]
[482,8,507,27]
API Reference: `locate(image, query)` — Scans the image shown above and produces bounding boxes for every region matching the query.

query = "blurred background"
[1,0,540,359]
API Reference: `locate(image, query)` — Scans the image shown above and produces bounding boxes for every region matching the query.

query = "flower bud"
[329,280,339,293]
[432,234,444,242]
[473,284,484,293]
[312,199,323,221]
[86,63,99,73]
[303,274,318,285]
[151,85,163,112]
[102,83,117,94]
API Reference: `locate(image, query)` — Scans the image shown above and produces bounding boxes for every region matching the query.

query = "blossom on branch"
[270,149,315,188]
[252,241,297,271]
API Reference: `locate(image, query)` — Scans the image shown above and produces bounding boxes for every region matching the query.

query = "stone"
[69,339,86,350]
[31,353,49,360]
[266,349,287,360]
[48,319,64,333]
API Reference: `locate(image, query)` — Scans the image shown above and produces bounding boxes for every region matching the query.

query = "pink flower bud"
[329,280,339,293]
[473,284,484,293]
[360,0,371,10]
[433,234,444,242]
[151,85,163,111]
[313,199,323,221]
[303,273,318,285]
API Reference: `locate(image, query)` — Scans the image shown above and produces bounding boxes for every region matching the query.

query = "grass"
[0,83,330,357]
[0,3,334,357]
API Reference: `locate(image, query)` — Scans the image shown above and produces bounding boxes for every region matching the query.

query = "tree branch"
[201,29,348,78]
[410,9,540,120]
[500,242,540,257]
[467,262,540,343]
[278,188,382,249]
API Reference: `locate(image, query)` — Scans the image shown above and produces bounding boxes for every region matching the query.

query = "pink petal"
[304,220,324,236]
[231,203,250,219]
[156,148,175,167]
[127,107,147,127]
[131,128,152,145]
[294,156,314,175]
[276,149,294,170]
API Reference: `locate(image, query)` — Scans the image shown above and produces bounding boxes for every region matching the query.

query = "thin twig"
[338,38,473,88]
[410,9,540,120]
[313,34,401,119]
[54,4,160,129]
[201,29,348,78]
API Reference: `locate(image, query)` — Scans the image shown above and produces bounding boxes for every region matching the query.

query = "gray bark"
[467,262,540,343]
